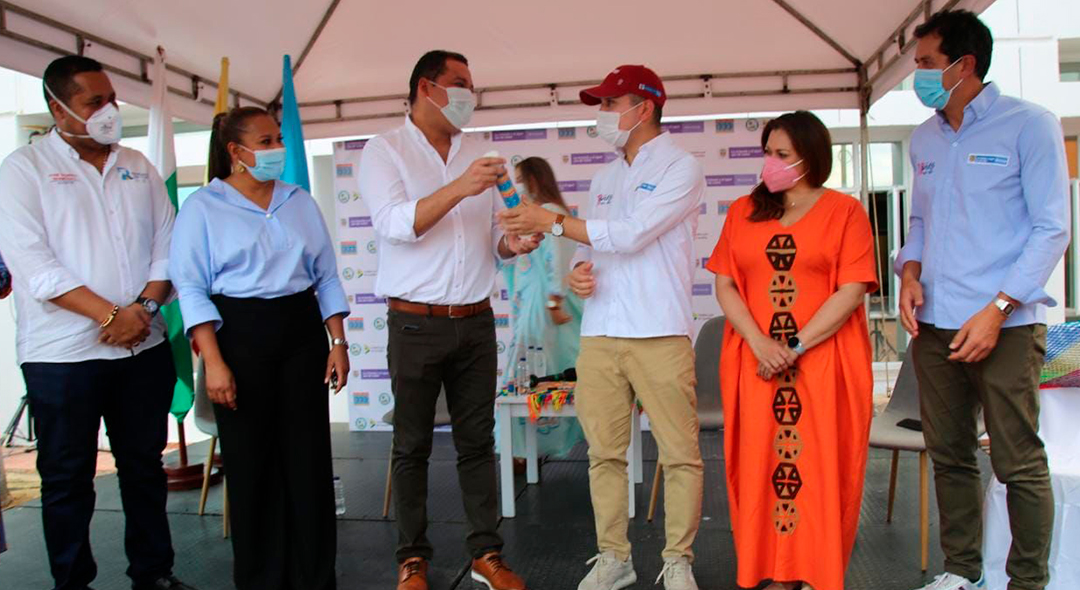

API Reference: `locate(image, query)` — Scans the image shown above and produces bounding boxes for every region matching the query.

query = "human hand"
[749,335,798,376]
[325,344,350,393]
[569,262,596,299]
[99,304,151,348]
[498,199,556,236]
[948,304,1005,363]
[205,357,238,410]
[453,157,505,198]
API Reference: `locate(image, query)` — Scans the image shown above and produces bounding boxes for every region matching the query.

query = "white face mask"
[44,83,123,145]
[427,81,476,130]
[595,101,644,148]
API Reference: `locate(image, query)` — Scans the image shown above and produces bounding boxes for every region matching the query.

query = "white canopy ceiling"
[0,0,993,139]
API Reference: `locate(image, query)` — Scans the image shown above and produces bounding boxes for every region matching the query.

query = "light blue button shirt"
[896,82,1071,329]
[169,178,350,336]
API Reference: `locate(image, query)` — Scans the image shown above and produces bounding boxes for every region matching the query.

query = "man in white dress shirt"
[0,57,195,590]
[498,65,705,590]
[358,50,539,590]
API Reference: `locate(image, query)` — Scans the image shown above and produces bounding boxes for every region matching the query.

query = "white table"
[495,394,643,518]
[983,387,1080,590]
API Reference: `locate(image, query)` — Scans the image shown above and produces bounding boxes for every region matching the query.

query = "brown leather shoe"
[397,557,428,590]
[470,552,526,590]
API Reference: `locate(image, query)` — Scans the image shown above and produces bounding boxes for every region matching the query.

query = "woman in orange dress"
[706,111,878,590]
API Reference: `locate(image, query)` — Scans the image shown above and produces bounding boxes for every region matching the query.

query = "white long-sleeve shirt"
[358,117,506,305]
[572,132,704,338]
[0,131,173,364]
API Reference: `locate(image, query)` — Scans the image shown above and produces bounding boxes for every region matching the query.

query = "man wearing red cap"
[499,65,705,590]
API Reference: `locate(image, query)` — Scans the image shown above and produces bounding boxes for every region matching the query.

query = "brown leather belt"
[388,297,491,319]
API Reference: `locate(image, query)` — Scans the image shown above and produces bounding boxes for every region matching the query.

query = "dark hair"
[42,55,104,109]
[748,111,833,222]
[629,94,663,126]
[914,9,993,80]
[408,50,469,105]
[515,157,569,212]
[207,106,272,181]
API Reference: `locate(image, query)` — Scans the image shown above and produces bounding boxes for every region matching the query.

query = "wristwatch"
[994,297,1016,317]
[551,214,566,237]
[787,336,808,356]
[545,298,560,310]
[331,337,349,348]
[136,297,160,318]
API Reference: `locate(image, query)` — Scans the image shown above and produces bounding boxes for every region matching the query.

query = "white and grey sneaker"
[654,557,699,590]
[577,552,637,590]
[913,572,985,590]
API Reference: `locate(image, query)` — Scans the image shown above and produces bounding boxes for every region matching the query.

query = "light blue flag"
[280,54,310,192]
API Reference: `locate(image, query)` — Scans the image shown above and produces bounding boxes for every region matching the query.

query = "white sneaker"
[913,572,986,590]
[654,557,699,590]
[577,552,637,590]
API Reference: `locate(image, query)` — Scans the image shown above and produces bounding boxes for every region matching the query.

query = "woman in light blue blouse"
[169,107,348,590]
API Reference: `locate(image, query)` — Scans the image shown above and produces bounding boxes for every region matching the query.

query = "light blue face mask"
[913,57,964,110]
[239,145,286,182]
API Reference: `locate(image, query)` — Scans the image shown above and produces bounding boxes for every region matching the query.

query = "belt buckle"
[447,304,460,319]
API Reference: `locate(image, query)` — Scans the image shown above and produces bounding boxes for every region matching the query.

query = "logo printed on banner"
[348,318,364,331]
[692,283,714,296]
[698,203,707,215]
[716,119,735,133]
[719,201,735,214]
[968,154,1009,166]
[360,369,391,380]
[596,194,614,205]
[586,126,599,138]
[558,128,576,140]
[353,393,370,406]
[337,190,351,204]
[374,318,386,330]
[340,241,358,255]
[693,312,717,321]
[349,343,362,356]
[116,167,150,181]
[729,146,765,159]
[336,164,354,177]
[349,216,372,228]
[699,257,710,268]
[558,180,591,193]
[379,393,393,405]
[661,122,705,134]
[917,161,935,176]
[49,173,78,184]
[746,119,761,131]
[342,268,355,280]
[494,314,510,328]
[354,418,370,430]
[492,129,548,142]
[343,139,368,150]
[571,152,618,165]
[355,293,387,304]
[497,341,506,354]
[367,241,377,254]
[707,175,758,187]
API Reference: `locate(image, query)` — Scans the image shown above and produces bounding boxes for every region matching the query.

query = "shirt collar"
[46,128,119,160]
[622,131,672,167]
[936,81,1000,128]
[209,177,298,214]
[405,115,463,162]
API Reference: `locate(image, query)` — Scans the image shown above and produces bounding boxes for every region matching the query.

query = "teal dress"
[500,203,585,458]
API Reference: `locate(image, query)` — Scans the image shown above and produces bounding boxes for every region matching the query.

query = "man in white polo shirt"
[499,65,705,590]
[358,50,539,590]
[0,56,194,590]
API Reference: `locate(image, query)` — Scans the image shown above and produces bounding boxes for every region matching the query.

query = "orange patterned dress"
[706,191,877,590]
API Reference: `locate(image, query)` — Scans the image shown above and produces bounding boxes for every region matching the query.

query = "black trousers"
[22,341,176,590]
[212,291,336,590]
[388,307,503,562]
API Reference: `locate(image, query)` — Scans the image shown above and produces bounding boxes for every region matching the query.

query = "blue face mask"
[239,145,286,182]
[913,58,963,110]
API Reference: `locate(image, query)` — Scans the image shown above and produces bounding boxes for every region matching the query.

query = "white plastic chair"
[194,357,230,538]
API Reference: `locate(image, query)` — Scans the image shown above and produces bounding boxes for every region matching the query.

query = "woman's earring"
[234,162,245,174]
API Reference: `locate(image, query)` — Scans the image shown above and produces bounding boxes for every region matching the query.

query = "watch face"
[144,300,159,314]
[787,336,800,348]
[552,223,564,237]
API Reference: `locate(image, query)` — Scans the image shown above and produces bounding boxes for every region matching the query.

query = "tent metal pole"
[858,66,871,210]
[770,0,861,66]
[269,0,342,107]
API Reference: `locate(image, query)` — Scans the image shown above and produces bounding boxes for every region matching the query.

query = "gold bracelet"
[100,305,120,329]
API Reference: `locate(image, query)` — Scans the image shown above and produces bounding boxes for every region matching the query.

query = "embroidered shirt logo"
[596,193,614,205]
[638,183,657,192]
[916,162,936,176]
[968,154,1009,166]
[116,167,149,181]
[49,173,78,185]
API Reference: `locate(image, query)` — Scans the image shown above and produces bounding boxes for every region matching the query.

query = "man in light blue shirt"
[896,10,1069,590]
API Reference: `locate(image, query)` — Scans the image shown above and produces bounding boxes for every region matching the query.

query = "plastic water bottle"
[334,476,346,516]
[516,356,529,394]
[536,347,547,379]
[527,346,537,378]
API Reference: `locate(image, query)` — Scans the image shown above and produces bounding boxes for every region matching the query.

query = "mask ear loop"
[942,57,966,93]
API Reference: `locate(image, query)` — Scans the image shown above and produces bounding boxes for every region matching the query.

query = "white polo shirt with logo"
[573,132,705,338]
[0,130,174,364]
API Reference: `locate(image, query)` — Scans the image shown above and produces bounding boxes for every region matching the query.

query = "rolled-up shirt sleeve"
[307,198,351,320]
[359,140,423,244]
[999,111,1071,306]
[0,157,83,301]
[145,161,176,289]
[586,157,704,254]
[168,199,223,336]
[894,149,926,276]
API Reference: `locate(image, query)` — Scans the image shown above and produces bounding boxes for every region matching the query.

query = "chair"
[648,316,725,521]
[381,388,451,518]
[868,353,929,571]
[193,357,230,538]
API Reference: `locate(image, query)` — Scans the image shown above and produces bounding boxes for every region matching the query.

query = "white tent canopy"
[0,0,992,140]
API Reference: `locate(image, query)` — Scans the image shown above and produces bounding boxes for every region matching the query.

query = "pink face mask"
[760,156,807,193]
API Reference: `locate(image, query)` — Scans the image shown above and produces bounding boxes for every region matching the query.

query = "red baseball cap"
[580,65,667,108]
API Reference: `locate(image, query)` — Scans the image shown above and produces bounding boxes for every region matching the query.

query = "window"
[1060,38,1080,82]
